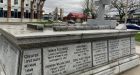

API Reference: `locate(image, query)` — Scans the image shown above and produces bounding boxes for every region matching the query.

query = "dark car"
[126,24,140,30]
[127,19,140,25]
[67,20,75,24]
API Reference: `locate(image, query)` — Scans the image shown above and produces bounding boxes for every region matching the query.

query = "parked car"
[126,24,140,30]
[127,19,140,25]
[67,20,75,24]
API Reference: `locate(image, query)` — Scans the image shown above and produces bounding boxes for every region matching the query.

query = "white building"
[0,0,45,22]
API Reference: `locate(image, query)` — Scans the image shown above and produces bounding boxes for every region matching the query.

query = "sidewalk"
[119,44,140,75]
[136,46,140,54]
[120,66,140,75]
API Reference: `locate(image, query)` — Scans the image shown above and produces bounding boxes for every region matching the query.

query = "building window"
[11,9,18,18]
[24,10,29,18]
[14,0,18,4]
[0,8,3,17]
[0,0,3,3]
[18,12,21,18]
[4,11,7,17]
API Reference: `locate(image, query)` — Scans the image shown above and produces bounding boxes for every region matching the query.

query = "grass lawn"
[135,33,140,42]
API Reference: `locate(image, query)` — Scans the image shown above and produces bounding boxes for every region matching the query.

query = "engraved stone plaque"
[108,39,120,61]
[43,45,71,75]
[21,49,41,75]
[130,37,136,54]
[43,43,92,75]
[92,41,108,66]
[119,38,130,57]
[70,43,92,72]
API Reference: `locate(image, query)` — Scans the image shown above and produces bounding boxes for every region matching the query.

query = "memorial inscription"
[119,38,130,57]
[44,45,70,75]
[71,43,92,72]
[109,39,120,61]
[92,41,108,66]
[131,37,136,54]
[21,49,41,75]
[43,43,92,75]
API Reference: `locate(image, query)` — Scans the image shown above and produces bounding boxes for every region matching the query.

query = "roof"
[67,12,86,18]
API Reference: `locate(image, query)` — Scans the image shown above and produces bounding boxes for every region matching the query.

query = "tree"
[111,0,140,22]
[82,0,96,18]
[82,0,90,15]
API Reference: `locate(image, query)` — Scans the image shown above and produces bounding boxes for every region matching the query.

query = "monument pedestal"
[0,25,139,75]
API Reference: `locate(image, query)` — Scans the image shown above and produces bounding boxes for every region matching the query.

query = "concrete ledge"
[0,18,45,22]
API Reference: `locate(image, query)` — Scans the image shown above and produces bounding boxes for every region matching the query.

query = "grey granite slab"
[0,25,138,49]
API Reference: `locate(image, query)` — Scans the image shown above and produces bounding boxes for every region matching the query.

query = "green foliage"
[135,33,140,42]
[83,8,91,16]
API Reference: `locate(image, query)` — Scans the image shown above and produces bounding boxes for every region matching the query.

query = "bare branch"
[111,0,140,21]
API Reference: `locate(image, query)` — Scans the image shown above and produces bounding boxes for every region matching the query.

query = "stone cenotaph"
[0,0,139,75]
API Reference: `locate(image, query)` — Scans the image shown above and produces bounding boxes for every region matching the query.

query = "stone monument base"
[0,25,139,75]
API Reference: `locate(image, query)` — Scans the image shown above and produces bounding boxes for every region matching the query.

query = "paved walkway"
[136,46,140,54]
[120,65,140,75]
[119,44,140,75]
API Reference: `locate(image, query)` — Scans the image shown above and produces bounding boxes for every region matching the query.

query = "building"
[64,12,87,22]
[0,0,45,22]
[47,7,64,21]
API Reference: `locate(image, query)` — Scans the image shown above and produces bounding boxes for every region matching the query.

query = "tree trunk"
[119,15,124,23]
[40,1,45,19]
[31,0,34,19]
[37,3,41,19]
[7,0,11,18]
[21,0,25,19]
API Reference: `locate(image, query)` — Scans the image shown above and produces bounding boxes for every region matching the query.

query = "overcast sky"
[43,0,84,15]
